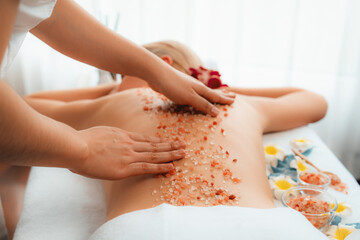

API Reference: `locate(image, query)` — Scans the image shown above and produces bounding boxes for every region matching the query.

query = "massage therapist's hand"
[149,70,235,117]
[71,126,185,180]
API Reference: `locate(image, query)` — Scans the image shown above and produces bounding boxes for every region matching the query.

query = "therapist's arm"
[0,80,187,179]
[30,0,234,117]
[0,0,85,169]
[27,83,118,102]
[0,0,185,179]
[0,80,88,168]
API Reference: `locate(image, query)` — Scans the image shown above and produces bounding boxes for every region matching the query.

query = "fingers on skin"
[191,85,235,117]
[127,162,174,176]
[223,92,236,99]
[128,132,164,143]
[190,93,219,117]
[201,87,235,105]
[133,141,185,153]
[218,94,235,105]
[214,88,236,99]
[219,87,232,93]
[135,149,186,163]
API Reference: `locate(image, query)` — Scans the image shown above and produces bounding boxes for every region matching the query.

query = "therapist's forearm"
[27,83,117,102]
[31,0,173,85]
[0,80,87,168]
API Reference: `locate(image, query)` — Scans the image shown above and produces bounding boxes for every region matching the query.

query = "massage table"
[13,126,360,240]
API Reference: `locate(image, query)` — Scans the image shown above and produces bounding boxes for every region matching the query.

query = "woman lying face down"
[24,40,328,233]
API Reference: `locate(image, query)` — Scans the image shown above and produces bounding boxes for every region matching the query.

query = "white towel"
[14,168,106,240]
[89,204,329,240]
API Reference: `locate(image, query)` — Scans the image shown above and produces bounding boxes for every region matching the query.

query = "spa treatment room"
[1,0,360,239]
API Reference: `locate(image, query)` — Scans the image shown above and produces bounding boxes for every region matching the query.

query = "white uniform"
[0,1,56,238]
[0,0,56,78]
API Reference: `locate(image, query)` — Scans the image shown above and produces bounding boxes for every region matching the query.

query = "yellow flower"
[331,202,352,218]
[326,224,357,240]
[269,175,297,200]
[290,156,309,172]
[264,144,285,168]
[290,138,313,153]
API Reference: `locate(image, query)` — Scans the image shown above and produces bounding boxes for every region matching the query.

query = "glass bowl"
[281,186,337,232]
[297,171,331,191]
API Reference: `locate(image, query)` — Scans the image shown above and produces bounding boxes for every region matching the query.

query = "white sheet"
[89,204,328,240]
[14,126,360,240]
[14,168,106,240]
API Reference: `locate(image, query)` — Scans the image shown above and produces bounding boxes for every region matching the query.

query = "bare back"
[73,88,274,220]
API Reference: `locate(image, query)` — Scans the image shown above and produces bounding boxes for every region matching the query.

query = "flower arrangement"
[263,138,359,238]
[189,66,228,89]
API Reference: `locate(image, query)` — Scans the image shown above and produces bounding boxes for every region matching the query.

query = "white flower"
[331,202,352,218]
[325,224,357,240]
[264,144,285,167]
[344,230,360,240]
[290,138,313,153]
[290,156,309,172]
[269,175,297,200]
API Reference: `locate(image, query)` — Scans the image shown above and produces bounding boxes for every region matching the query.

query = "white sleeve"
[14,0,57,32]
[0,0,56,78]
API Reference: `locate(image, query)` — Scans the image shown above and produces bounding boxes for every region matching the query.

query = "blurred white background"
[4,0,360,178]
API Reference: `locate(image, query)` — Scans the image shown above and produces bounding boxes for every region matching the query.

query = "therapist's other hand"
[71,126,185,180]
[149,71,235,117]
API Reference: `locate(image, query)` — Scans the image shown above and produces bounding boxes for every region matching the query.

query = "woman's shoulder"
[100,87,152,103]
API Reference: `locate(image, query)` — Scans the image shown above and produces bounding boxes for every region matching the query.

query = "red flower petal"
[209,70,221,77]
[207,78,222,89]
[189,67,199,79]
[189,67,227,89]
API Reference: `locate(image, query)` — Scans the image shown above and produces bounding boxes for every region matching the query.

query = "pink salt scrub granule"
[229,194,236,200]
[232,177,242,184]
[286,196,332,229]
[223,169,232,178]
[331,181,348,194]
[300,172,329,185]
[139,89,240,206]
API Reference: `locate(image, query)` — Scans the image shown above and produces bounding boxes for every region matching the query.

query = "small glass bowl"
[297,171,331,191]
[281,186,337,232]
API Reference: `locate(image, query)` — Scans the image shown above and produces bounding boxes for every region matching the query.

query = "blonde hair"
[143,40,203,75]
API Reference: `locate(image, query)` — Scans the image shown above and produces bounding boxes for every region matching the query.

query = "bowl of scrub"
[281,186,337,232]
[297,171,331,191]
